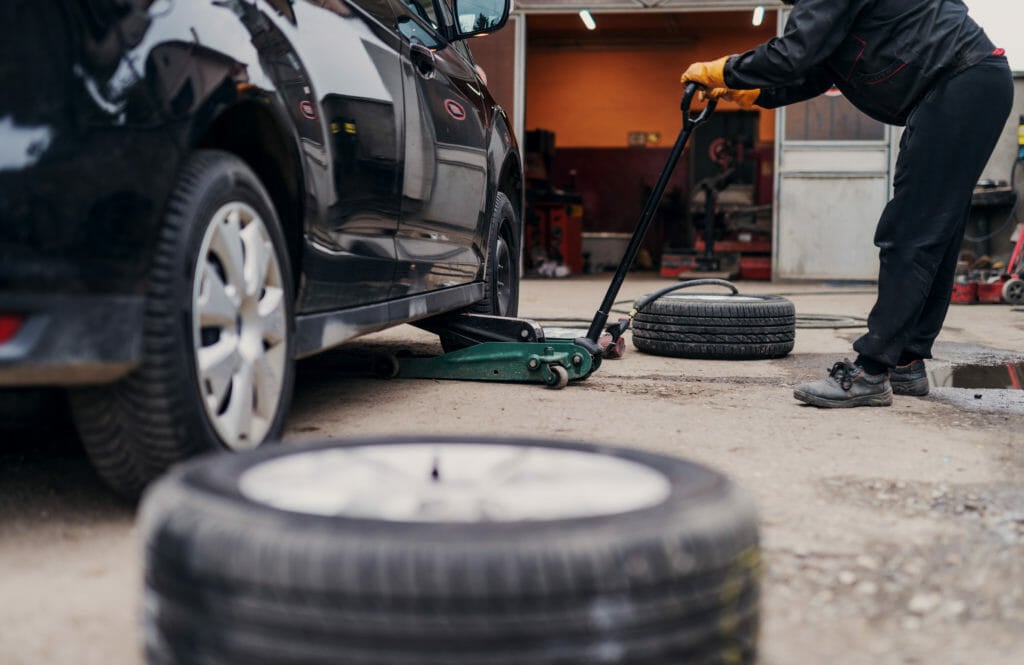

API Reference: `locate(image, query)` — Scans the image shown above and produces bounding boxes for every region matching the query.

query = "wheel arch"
[496,148,524,253]
[194,100,305,293]
[484,101,523,250]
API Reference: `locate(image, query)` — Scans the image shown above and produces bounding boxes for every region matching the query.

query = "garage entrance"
[469,4,898,281]
[775,90,891,280]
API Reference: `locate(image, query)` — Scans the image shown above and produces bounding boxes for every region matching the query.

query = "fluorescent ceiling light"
[752,6,765,26]
[579,9,596,31]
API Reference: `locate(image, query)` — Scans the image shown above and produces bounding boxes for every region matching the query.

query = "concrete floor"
[1,274,1023,664]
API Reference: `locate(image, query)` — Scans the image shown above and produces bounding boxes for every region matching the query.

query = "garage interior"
[472,9,780,279]
[468,7,1023,284]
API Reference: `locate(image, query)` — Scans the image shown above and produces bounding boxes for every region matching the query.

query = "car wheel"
[69,150,295,499]
[140,436,762,665]
[632,293,795,360]
[438,192,520,353]
[472,191,520,318]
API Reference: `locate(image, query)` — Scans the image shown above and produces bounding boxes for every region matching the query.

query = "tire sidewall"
[638,293,794,316]
[141,437,762,663]
[158,151,296,454]
[148,436,756,557]
[481,191,520,317]
[632,293,795,360]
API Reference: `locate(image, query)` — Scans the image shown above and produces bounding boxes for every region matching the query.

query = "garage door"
[772,9,893,281]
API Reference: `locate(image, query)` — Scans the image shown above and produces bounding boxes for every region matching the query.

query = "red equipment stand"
[525,195,584,275]
[951,183,1022,304]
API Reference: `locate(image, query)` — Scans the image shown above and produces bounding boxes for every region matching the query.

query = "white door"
[773,14,894,280]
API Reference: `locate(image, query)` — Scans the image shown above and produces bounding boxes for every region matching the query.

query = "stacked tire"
[140,437,762,665]
[632,293,796,360]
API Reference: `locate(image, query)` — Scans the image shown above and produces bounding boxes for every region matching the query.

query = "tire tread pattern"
[141,439,761,664]
[632,294,795,360]
[69,150,293,498]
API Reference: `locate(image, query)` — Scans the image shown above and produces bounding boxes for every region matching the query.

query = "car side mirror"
[450,0,510,39]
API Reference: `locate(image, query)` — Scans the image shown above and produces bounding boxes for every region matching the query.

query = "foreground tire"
[632,293,795,360]
[140,436,762,665]
[471,192,520,318]
[70,150,295,499]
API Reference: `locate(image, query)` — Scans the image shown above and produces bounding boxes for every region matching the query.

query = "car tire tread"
[70,150,294,499]
[141,437,761,664]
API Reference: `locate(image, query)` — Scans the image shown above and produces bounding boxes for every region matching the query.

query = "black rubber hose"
[632,279,739,312]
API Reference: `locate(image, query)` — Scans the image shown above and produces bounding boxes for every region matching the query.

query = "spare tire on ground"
[632,292,796,360]
[140,436,762,665]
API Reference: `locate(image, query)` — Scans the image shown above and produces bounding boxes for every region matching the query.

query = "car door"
[288,0,406,310]
[387,0,490,297]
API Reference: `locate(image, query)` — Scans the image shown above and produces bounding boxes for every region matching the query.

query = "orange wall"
[526,25,777,148]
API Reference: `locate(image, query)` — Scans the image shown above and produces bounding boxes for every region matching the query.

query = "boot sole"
[891,378,929,396]
[793,388,893,408]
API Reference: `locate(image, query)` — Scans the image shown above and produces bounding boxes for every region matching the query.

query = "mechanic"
[680,0,1013,408]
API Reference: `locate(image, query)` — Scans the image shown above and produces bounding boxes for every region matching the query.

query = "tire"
[140,436,762,665]
[440,192,520,352]
[632,293,795,360]
[472,192,520,318]
[69,150,296,499]
[1002,277,1024,305]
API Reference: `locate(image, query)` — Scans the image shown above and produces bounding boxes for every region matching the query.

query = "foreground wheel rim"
[192,201,288,450]
[495,233,514,315]
[238,443,672,521]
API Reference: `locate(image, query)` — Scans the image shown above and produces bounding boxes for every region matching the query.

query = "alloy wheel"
[192,201,288,449]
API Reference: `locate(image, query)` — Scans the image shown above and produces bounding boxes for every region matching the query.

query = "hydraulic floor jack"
[396,85,716,389]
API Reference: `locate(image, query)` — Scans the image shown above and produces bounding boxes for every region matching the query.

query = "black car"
[0,0,522,497]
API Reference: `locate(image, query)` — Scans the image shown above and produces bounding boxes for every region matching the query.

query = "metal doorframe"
[771,8,899,281]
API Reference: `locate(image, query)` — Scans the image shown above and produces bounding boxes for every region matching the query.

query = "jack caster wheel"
[546,364,569,389]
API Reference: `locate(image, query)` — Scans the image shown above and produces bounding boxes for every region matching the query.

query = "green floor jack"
[398,84,716,389]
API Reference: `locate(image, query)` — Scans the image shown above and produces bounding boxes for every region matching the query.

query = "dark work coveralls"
[725,0,1014,369]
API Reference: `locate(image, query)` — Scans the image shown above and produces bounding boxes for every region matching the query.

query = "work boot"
[891,359,929,396]
[793,359,892,408]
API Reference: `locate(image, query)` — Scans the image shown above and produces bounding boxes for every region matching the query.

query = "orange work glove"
[680,55,732,90]
[703,87,762,109]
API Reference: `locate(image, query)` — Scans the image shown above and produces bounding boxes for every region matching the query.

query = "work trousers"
[853,55,1014,368]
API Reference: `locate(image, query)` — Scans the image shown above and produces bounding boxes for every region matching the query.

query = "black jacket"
[725,0,996,125]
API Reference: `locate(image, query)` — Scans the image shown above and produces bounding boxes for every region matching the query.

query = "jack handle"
[682,82,717,130]
[581,83,717,348]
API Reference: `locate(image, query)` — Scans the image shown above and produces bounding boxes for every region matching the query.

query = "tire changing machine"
[394,86,716,390]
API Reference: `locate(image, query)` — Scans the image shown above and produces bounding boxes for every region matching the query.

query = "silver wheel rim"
[238,443,672,522]
[192,201,288,450]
